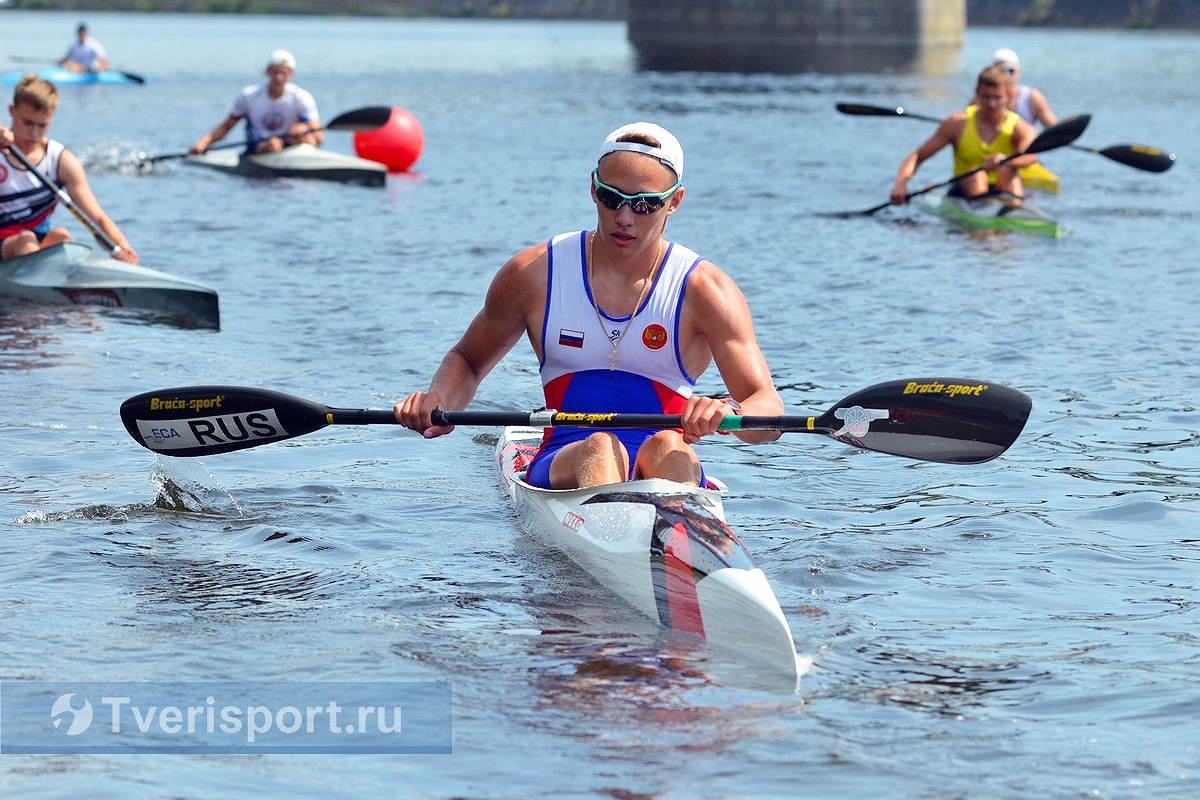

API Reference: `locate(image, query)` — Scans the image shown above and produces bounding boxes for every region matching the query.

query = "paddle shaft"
[267,407,820,431]
[836,103,1175,172]
[2,142,122,254]
[143,105,394,164]
[119,378,1033,464]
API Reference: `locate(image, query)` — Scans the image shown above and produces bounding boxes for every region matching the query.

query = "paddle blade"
[1027,114,1090,155]
[326,106,394,131]
[836,102,903,117]
[120,386,336,457]
[836,102,942,123]
[1096,144,1176,173]
[810,378,1032,464]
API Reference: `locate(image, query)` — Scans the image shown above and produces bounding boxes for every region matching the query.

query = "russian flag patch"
[558,329,585,348]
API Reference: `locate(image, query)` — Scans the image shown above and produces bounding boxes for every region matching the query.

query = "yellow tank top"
[954,105,1019,183]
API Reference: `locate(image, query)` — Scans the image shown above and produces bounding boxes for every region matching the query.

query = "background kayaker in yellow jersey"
[890,66,1039,205]
[991,47,1057,130]
[0,76,138,264]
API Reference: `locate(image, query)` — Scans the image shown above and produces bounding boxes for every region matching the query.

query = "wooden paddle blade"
[1096,144,1176,173]
[1027,114,1090,155]
[120,386,338,457]
[326,106,393,131]
[809,378,1032,464]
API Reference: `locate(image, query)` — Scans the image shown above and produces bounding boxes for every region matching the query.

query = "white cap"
[268,49,296,70]
[992,47,1019,66]
[598,122,684,181]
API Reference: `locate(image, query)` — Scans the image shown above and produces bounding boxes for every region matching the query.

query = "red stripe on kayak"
[662,522,705,637]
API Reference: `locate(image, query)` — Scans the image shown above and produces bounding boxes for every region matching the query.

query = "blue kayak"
[3,67,147,86]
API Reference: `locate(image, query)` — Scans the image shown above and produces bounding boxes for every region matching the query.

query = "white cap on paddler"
[598,122,684,181]
[992,47,1020,66]
[268,49,296,70]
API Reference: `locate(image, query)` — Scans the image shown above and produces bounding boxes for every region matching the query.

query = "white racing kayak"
[496,425,800,681]
[118,380,1036,683]
[185,143,386,187]
[0,242,220,329]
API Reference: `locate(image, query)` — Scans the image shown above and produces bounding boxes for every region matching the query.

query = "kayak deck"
[920,192,1060,238]
[496,426,800,682]
[1020,161,1060,194]
[185,143,386,187]
[0,242,220,329]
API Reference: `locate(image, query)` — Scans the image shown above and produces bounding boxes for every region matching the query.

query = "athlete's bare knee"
[39,229,73,249]
[635,430,700,484]
[552,432,628,488]
[2,231,41,260]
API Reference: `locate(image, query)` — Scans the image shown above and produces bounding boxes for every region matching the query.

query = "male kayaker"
[0,76,138,264]
[189,49,323,156]
[991,48,1058,130]
[395,122,783,489]
[890,65,1039,204]
[59,22,110,74]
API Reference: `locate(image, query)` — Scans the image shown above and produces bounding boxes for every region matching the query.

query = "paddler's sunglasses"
[592,172,681,215]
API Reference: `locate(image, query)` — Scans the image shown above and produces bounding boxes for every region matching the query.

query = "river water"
[1,10,1198,799]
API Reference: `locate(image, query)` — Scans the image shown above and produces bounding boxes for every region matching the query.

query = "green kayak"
[920,193,1060,238]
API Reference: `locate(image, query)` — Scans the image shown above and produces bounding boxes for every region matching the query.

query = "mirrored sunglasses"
[592,172,680,215]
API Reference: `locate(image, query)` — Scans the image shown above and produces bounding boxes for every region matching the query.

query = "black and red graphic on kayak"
[584,491,755,638]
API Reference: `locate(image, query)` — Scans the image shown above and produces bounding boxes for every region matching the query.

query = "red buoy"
[354,106,424,172]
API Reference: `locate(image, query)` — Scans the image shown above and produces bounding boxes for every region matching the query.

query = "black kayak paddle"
[120,378,1033,465]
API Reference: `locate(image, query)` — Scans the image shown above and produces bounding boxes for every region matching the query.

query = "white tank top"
[1014,84,1036,126]
[539,230,701,414]
[0,140,64,238]
[231,82,319,148]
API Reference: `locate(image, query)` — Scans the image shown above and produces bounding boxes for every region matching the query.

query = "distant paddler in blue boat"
[59,22,110,75]
[4,21,148,85]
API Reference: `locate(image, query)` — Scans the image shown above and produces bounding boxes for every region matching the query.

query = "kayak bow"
[0,242,220,329]
[497,426,802,681]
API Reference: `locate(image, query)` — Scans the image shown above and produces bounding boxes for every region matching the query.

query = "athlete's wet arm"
[57,151,138,263]
[687,264,783,443]
[190,116,238,154]
[396,246,543,434]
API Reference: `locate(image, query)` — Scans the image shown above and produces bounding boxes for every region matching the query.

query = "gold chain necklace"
[587,231,665,370]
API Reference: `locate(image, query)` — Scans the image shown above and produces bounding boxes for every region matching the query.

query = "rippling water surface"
[2,11,1199,799]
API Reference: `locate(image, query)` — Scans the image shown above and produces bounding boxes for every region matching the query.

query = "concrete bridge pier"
[627,0,965,75]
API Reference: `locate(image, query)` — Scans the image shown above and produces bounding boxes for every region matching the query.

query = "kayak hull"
[185,143,386,187]
[920,193,1060,238]
[0,242,220,329]
[496,426,799,681]
[2,68,144,86]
